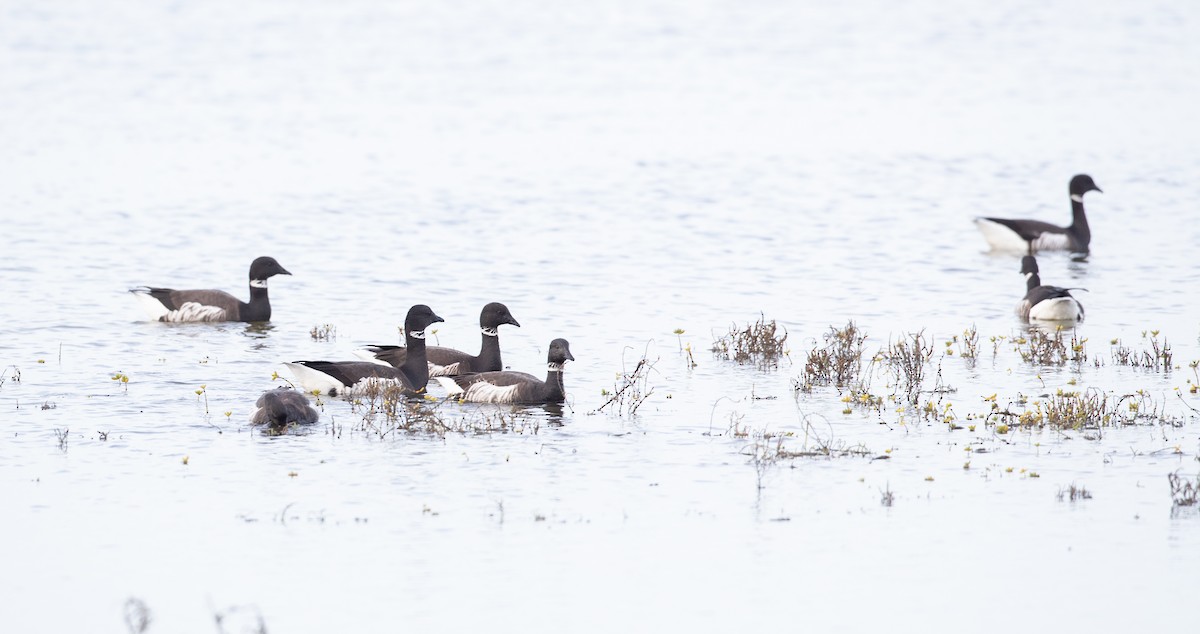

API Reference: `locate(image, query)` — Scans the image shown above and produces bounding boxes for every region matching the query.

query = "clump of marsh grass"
[880,484,895,507]
[955,325,980,360]
[1014,327,1086,365]
[881,330,934,406]
[711,314,789,367]
[1169,471,1199,508]
[349,381,546,438]
[1110,331,1172,371]
[594,346,658,416]
[309,323,337,341]
[797,321,866,390]
[54,427,69,452]
[1056,483,1093,502]
[351,381,450,437]
[991,388,1182,433]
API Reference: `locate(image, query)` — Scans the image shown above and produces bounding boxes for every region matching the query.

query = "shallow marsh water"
[2,0,1200,631]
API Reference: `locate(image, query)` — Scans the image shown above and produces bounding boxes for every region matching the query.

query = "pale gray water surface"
[2,0,1200,631]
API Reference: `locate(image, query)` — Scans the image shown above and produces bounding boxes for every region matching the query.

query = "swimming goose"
[250,388,319,426]
[1016,255,1085,322]
[355,302,520,376]
[435,338,573,404]
[285,305,444,397]
[976,174,1102,253]
[130,256,292,323]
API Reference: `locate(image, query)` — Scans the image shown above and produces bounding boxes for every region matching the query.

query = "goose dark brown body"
[131,256,292,323]
[436,339,574,404]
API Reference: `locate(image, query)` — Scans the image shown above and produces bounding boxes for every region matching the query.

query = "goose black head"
[249,256,292,280]
[547,338,575,364]
[1069,174,1102,197]
[405,304,444,334]
[1020,255,1039,275]
[480,302,521,328]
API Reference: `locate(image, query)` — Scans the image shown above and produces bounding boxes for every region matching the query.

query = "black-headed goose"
[976,174,1102,254]
[285,305,444,397]
[131,256,291,322]
[436,338,573,405]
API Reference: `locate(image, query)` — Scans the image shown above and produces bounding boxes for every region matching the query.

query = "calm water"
[3,0,1199,631]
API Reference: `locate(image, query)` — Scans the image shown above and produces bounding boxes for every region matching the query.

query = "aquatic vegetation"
[881,330,934,406]
[1056,483,1093,502]
[880,484,895,507]
[123,597,151,634]
[711,314,789,367]
[348,380,545,437]
[111,371,130,392]
[1110,331,1172,371]
[797,321,866,390]
[0,365,19,387]
[1168,471,1199,508]
[309,323,337,341]
[1015,327,1086,365]
[594,346,658,416]
[954,325,979,360]
[195,384,209,414]
[988,388,1183,432]
[54,427,69,452]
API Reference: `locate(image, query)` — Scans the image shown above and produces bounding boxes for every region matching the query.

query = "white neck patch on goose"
[547,363,563,372]
[250,279,268,288]
[1070,194,1084,203]
[409,330,426,340]
[481,327,499,337]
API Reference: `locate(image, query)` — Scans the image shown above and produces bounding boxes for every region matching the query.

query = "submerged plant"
[798,321,866,390]
[309,323,337,342]
[594,346,658,416]
[1110,332,1172,371]
[881,330,934,406]
[1056,483,1093,502]
[1169,471,1199,508]
[1015,327,1086,366]
[711,314,789,367]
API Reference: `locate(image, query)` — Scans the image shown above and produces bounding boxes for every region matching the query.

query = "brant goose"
[975,174,1102,253]
[284,305,444,397]
[1016,255,1085,322]
[130,256,292,323]
[435,338,573,404]
[354,302,521,376]
[250,388,319,426]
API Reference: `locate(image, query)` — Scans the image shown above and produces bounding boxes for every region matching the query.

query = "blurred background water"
[2,0,1199,631]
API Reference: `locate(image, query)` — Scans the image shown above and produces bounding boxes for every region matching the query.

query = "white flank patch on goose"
[461,381,523,404]
[163,302,228,323]
[1031,232,1071,252]
[131,290,170,321]
[1029,297,1083,322]
[428,362,458,377]
[283,362,347,395]
[974,218,1032,252]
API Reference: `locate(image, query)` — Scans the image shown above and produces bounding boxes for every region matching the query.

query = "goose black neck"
[402,331,429,390]
[242,283,272,321]
[1070,198,1090,244]
[476,329,503,368]
[1026,272,1042,292]
[543,365,566,401]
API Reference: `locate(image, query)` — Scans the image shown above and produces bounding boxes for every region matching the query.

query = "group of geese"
[130,173,1100,426]
[977,173,1100,322]
[131,269,571,426]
